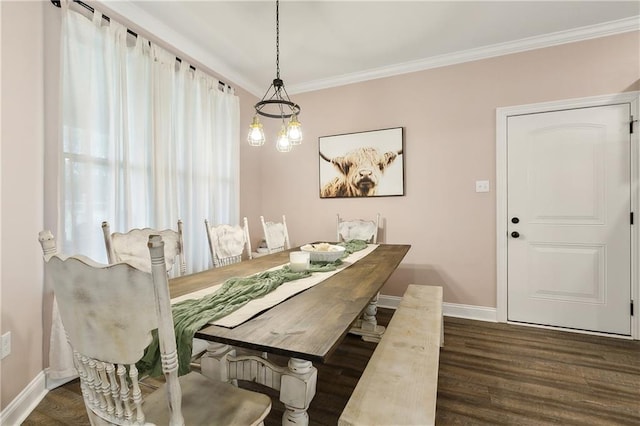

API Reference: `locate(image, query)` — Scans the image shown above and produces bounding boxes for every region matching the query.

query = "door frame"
[496,92,640,339]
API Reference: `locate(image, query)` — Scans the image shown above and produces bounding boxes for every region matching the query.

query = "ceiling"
[103,1,640,96]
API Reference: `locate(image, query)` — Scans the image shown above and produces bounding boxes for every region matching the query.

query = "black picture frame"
[318,127,404,198]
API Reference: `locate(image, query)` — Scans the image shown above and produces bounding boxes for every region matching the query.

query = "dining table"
[169,243,411,426]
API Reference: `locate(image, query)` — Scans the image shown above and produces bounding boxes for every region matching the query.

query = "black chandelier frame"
[253,0,301,121]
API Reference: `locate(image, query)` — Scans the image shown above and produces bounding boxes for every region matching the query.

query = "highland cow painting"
[319,127,404,198]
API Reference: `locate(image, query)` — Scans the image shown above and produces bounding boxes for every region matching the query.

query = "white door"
[507,104,632,335]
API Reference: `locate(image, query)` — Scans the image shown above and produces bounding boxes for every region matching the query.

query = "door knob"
[511,217,519,224]
[511,231,520,238]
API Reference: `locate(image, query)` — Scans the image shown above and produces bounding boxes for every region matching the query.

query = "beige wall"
[1,1,45,411]
[241,31,640,305]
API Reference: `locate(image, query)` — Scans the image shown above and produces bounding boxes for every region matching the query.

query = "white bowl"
[300,243,346,262]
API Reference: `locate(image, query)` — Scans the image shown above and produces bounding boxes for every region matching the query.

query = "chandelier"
[247,0,303,152]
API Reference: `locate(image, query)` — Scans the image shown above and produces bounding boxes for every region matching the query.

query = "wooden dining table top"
[169,243,411,363]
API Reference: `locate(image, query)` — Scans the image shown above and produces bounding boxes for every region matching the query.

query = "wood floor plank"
[21,387,88,426]
[22,311,640,425]
[438,317,640,426]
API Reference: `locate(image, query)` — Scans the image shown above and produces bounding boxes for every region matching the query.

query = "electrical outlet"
[1,332,11,359]
[475,180,490,193]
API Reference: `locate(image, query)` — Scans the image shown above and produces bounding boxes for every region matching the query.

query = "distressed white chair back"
[205,217,252,267]
[102,221,186,276]
[337,213,380,243]
[260,215,290,254]
[38,231,271,426]
[104,222,209,364]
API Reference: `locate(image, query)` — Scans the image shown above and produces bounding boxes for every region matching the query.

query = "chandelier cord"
[275,0,280,81]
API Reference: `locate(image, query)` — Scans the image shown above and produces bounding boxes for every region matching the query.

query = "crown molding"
[90,4,638,97]
[288,15,640,95]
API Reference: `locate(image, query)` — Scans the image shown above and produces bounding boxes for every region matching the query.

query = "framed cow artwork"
[318,127,404,198]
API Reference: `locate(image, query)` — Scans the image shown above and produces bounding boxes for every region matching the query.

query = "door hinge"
[631,116,637,134]
[631,300,634,316]
[632,212,635,225]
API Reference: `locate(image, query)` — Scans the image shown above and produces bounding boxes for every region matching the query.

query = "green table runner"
[138,239,369,377]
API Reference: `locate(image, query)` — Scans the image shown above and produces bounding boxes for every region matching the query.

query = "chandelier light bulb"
[247,115,265,146]
[276,125,292,152]
[287,114,303,145]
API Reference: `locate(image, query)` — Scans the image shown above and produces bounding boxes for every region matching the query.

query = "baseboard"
[442,302,497,322]
[0,371,47,426]
[379,294,497,322]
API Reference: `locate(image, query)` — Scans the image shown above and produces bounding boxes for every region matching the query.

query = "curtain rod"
[50,0,231,90]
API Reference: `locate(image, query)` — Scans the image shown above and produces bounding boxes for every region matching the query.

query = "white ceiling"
[102,1,640,96]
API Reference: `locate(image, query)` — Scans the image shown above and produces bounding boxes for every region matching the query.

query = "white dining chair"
[337,213,380,243]
[102,220,207,364]
[260,215,291,254]
[102,220,186,276]
[38,230,271,426]
[205,217,252,267]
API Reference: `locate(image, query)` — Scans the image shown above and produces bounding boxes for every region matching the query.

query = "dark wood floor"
[23,309,640,425]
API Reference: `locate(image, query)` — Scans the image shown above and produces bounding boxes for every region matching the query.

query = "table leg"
[200,342,237,385]
[281,358,317,426]
[200,343,318,426]
[349,292,386,342]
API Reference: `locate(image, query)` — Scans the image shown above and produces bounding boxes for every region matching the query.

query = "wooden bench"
[339,284,443,426]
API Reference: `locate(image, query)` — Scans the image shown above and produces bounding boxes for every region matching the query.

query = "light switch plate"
[475,180,490,193]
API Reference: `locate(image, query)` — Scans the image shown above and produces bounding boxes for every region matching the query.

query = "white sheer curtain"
[50,1,239,382]
[60,2,239,271]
